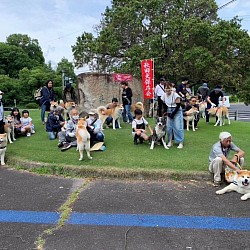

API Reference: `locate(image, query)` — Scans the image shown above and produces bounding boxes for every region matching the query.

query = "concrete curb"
[7,158,211,181]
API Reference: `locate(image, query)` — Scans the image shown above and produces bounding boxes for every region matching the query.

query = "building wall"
[76,73,146,112]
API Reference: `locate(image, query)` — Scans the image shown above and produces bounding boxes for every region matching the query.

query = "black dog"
[150,117,169,150]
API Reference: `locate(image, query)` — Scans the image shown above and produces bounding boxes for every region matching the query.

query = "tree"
[6,34,45,66]
[72,0,250,103]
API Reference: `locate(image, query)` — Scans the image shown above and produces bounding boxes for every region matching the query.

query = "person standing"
[121,81,133,123]
[0,91,5,134]
[161,83,184,149]
[206,85,225,123]
[39,80,56,125]
[62,82,77,103]
[197,82,209,101]
[209,132,244,187]
[176,77,189,101]
[154,78,166,117]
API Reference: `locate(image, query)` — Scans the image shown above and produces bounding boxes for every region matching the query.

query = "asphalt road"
[0,167,249,250]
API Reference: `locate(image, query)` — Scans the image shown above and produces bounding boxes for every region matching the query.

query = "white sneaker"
[31,130,35,134]
[167,142,172,147]
[177,143,183,149]
[27,133,31,137]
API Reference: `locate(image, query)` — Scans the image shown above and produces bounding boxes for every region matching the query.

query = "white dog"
[216,170,250,200]
[0,133,7,165]
[184,107,199,131]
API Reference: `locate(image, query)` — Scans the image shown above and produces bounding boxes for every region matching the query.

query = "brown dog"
[184,107,199,131]
[207,106,230,126]
[0,133,7,165]
[4,115,15,143]
[97,104,123,130]
[76,117,92,160]
[131,102,144,114]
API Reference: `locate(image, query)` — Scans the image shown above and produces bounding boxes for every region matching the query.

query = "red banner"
[113,73,133,82]
[141,59,154,99]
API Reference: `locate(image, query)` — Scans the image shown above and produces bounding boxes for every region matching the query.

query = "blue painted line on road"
[68,213,250,231]
[0,210,59,224]
[0,210,250,231]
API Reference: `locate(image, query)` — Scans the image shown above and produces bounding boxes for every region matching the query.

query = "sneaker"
[57,142,64,148]
[31,130,35,134]
[26,133,31,137]
[177,143,183,149]
[61,143,71,151]
[167,141,172,147]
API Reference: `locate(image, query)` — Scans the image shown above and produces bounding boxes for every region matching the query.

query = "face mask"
[72,115,79,120]
[0,95,2,100]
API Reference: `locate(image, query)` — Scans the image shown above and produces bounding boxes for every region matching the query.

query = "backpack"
[34,87,43,101]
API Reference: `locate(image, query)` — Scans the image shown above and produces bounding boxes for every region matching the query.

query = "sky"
[0,0,249,74]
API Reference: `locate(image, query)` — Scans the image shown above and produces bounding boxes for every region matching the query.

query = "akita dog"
[97,104,123,130]
[76,117,92,161]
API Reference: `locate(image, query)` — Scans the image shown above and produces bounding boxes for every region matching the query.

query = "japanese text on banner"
[141,59,154,99]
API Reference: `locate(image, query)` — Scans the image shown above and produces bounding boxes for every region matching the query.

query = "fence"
[229,110,250,121]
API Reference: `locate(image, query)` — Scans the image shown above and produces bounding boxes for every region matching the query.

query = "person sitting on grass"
[20,110,35,137]
[132,108,153,145]
[10,107,22,137]
[46,107,65,140]
[209,131,244,187]
[86,109,105,146]
[57,108,79,151]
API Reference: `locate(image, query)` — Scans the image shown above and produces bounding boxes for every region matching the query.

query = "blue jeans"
[166,108,184,144]
[48,131,56,140]
[41,104,47,122]
[122,104,133,123]
[106,116,119,128]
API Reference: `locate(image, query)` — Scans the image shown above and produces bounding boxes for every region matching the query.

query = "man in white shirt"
[154,78,166,116]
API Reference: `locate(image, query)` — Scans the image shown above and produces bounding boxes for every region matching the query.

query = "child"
[46,107,65,140]
[132,109,153,145]
[10,107,22,137]
[20,110,35,136]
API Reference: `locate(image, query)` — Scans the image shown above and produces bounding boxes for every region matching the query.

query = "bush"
[26,102,39,109]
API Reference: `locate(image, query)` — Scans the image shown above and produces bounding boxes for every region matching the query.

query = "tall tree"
[6,34,45,66]
[72,0,250,103]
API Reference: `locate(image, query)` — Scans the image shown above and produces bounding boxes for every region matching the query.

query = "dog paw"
[79,158,83,161]
[241,195,248,201]
[215,190,223,195]
[88,157,93,160]
[10,141,13,144]
[1,163,5,165]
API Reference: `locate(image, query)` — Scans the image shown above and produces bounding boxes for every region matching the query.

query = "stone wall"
[76,73,146,112]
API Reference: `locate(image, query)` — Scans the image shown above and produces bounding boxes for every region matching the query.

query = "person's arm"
[147,124,153,135]
[207,96,215,107]
[168,97,181,119]
[126,88,133,99]
[220,154,241,173]
[230,149,245,164]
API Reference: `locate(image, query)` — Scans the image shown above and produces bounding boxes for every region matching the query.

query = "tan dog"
[63,101,76,120]
[76,117,92,160]
[0,133,7,165]
[216,170,250,200]
[207,106,230,126]
[4,115,15,143]
[97,104,123,130]
[131,102,144,114]
[184,107,199,131]
[199,101,206,118]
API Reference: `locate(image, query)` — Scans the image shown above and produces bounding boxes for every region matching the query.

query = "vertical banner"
[141,59,154,99]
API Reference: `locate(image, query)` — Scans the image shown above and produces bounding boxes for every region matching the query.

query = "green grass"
[6,109,250,175]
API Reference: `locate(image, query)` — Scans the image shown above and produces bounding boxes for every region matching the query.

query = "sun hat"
[219,132,232,141]
[88,109,97,115]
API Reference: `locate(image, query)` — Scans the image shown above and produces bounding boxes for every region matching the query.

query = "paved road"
[0,167,249,250]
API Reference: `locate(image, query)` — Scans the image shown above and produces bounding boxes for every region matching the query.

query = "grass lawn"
[6,109,250,177]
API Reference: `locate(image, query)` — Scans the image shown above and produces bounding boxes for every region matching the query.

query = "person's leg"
[126,105,133,123]
[96,132,104,142]
[48,132,56,140]
[172,111,184,144]
[122,105,127,122]
[41,104,47,123]
[157,97,163,117]
[209,157,224,183]
[205,103,211,123]
[166,118,173,146]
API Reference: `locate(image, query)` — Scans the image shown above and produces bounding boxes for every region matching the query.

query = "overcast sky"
[0,0,249,74]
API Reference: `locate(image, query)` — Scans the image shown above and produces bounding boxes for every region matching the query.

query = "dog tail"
[96,106,107,115]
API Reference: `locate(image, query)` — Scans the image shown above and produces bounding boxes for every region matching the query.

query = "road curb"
[7,158,211,181]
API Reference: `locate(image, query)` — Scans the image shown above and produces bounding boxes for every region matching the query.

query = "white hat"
[219,132,232,141]
[88,109,96,115]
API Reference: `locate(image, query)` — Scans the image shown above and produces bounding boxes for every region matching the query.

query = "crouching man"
[58,108,79,151]
[209,131,244,187]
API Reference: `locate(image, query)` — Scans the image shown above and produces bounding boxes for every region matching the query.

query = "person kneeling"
[132,109,153,145]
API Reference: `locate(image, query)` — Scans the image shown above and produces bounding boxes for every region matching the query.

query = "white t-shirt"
[20,117,32,127]
[161,92,180,107]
